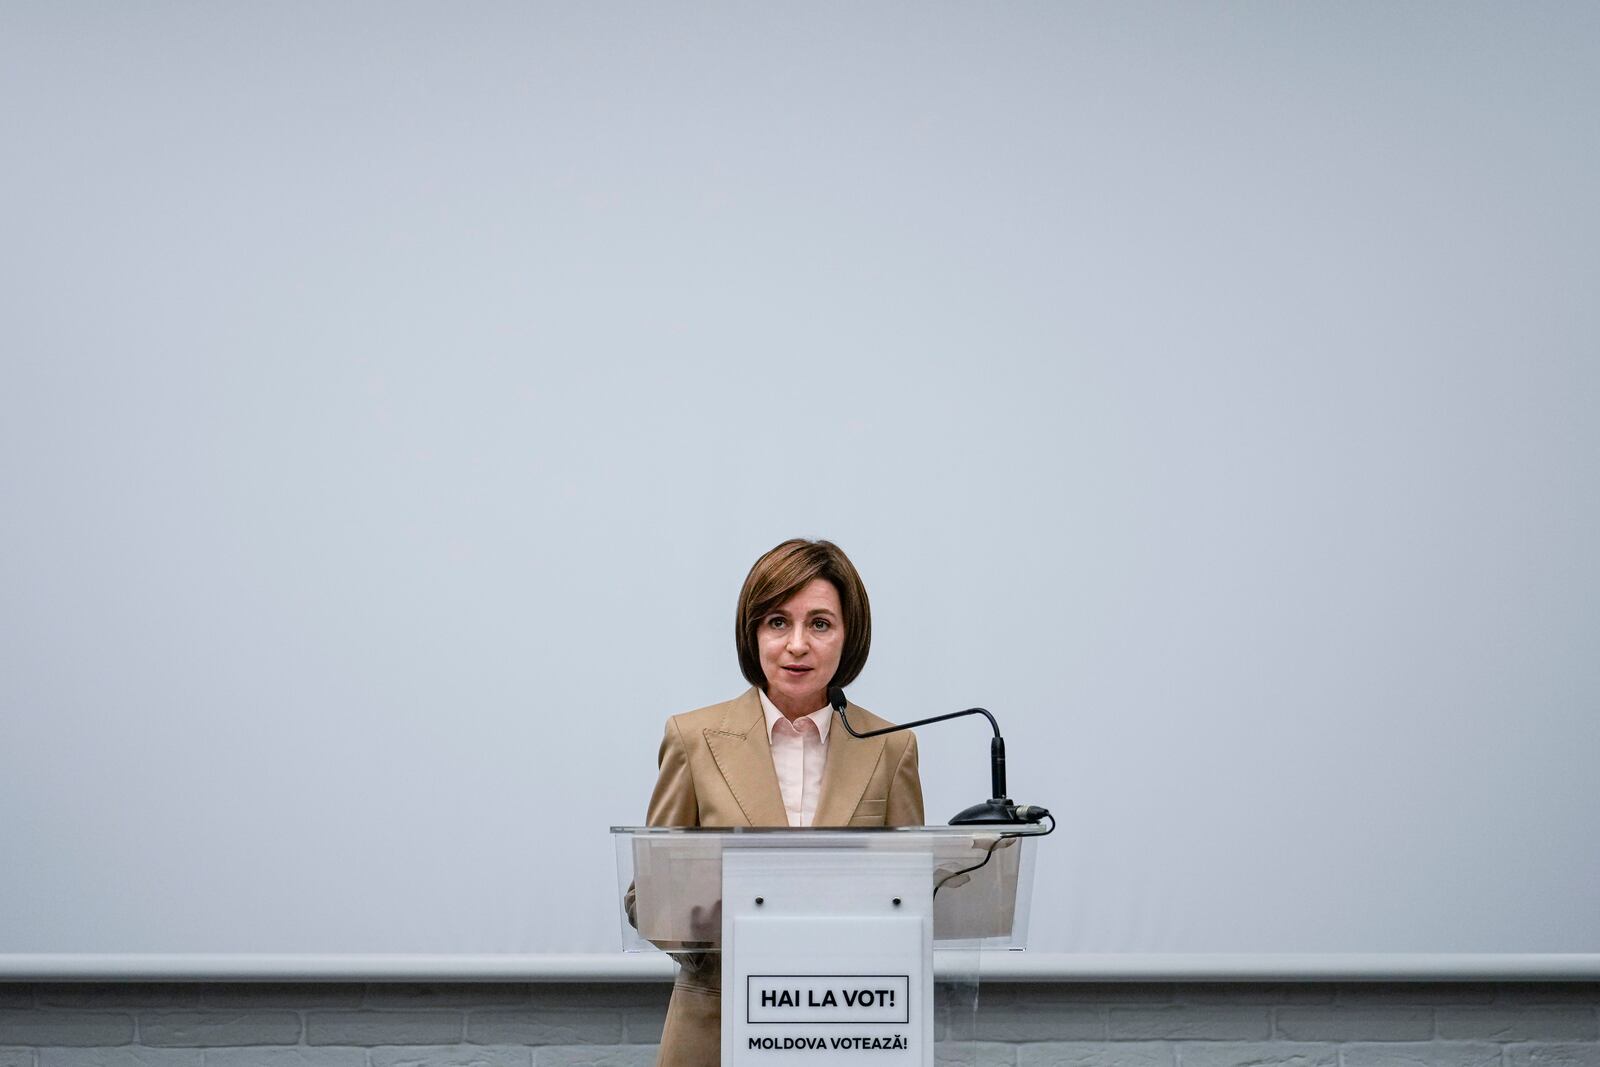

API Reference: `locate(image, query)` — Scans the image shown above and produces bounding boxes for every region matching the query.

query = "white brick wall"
[0,983,1595,1067]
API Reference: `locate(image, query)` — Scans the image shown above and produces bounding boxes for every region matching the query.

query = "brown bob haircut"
[736,539,872,692]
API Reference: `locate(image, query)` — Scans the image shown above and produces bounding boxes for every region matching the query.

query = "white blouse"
[758,689,833,827]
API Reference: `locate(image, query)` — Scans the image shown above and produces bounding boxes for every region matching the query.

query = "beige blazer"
[647,687,924,1067]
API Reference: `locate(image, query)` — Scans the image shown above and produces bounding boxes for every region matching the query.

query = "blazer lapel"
[814,702,886,827]
[703,688,788,827]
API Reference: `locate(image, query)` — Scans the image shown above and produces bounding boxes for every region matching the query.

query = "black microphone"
[827,686,1050,826]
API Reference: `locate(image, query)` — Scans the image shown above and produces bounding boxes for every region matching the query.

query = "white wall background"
[2,2,1596,959]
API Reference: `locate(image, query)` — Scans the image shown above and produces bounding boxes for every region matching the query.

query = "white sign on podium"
[723,848,932,1064]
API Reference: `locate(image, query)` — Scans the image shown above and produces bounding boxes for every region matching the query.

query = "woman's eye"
[811,619,830,631]
[767,616,786,629]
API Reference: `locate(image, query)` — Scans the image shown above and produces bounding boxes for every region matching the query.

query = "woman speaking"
[645,538,925,1067]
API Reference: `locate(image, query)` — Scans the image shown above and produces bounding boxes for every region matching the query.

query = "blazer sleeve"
[646,716,700,828]
[886,731,925,827]
[635,717,715,970]
[625,717,699,934]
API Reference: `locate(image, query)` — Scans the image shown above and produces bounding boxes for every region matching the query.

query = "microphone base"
[948,798,1027,825]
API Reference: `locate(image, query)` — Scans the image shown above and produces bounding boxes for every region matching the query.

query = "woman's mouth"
[781,665,811,675]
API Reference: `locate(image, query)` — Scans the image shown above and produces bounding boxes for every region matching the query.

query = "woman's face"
[757,578,845,717]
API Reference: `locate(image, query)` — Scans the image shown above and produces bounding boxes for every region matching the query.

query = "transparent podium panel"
[612,826,1043,1067]
[614,826,1039,952]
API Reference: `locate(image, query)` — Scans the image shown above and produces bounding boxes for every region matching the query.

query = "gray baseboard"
[2,981,1598,1066]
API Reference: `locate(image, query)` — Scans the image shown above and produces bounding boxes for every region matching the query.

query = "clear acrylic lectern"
[612,826,1042,1066]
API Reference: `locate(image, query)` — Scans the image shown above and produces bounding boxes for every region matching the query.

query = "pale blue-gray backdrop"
[2,2,1596,958]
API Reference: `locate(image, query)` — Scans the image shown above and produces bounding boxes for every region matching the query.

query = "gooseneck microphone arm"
[828,686,1045,825]
[827,688,1007,801]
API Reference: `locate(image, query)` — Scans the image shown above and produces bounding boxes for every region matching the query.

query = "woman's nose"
[786,628,809,654]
